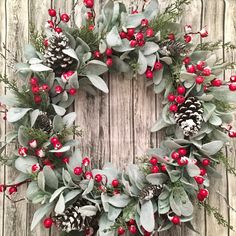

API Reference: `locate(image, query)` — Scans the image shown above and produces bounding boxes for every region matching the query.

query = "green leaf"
[49,187,67,203]
[30,109,40,127]
[125,13,144,28]
[68,71,79,89]
[31,203,54,230]
[141,42,159,56]
[18,126,29,146]
[151,117,169,132]
[63,112,76,127]
[111,55,130,73]
[78,205,98,217]
[108,194,130,208]
[160,57,172,65]
[49,146,70,153]
[209,114,222,126]
[108,205,122,221]
[167,170,181,182]
[169,191,181,215]
[210,86,236,103]
[30,64,52,72]
[186,163,200,177]
[137,51,147,75]
[7,108,32,123]
[43,166,59,189]
[153,68,164,85]
[106,26,122,47]
[69,149,82,169]
[55,193,65,214]
[0,94,18,106]
[201,140,224,155]
[113,39,135,52]
[203,103,216,122]
[180,72,195,82]
[37,171,45,191]
[84,60,108,76]
[53,115,64,132]
[26,181,40,200]
[24,44,38,60]
[62,48,79,61]
[146,173,168,185]
[87,74,109,93]
[64,189,82,203]
[52,104,66,116]
[15,157,38,173]
[140,200,155,232]
[82,179,94,196]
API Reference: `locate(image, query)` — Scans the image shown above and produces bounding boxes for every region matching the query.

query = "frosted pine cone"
[139,184,163,201]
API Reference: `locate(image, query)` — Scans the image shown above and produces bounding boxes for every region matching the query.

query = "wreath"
[0,0,236,235]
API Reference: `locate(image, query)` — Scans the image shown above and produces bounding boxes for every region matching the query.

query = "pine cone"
[35,114,52,133]
[174,97,204,137]
[44,33,75,75]
[159,40,187,56]
[53,200,99,233]
[139,184,163,201]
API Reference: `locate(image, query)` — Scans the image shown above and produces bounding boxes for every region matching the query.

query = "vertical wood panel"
[4,0,29,236]
[202,1,229,236]
[224,0,236,235]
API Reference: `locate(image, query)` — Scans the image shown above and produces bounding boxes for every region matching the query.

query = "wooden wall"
[0,0,236,235]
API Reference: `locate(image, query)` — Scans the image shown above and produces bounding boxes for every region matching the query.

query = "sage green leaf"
[201,140,223,155]
[50,186,67,203]
[18,126,29,146]
[15,157,38,173]
[160,56,172,65]
[111,55,130,73]
[30,64,52,72]
[210,86,236,103]
[0,94,18,106]
[24,44,37,60]
[106,26,122,47]
[108,205,122,221]
[63,112,76,127]
[68,72,79,89]
[55,193,65,214]
[146,173,168,185]
[82,179,94,196]
[65,32,76,49]
[43,166,59,189]
[65,190,82,203]
[108,194,131,208]
[137,51,147,75]
[31,203,54,230]
[180,72,195,82]
[87,74,109,93]
[125,13,144,28]
[27,181,40,200]
[113,39,134,52]
[69,149,82,169]
[203,103,216,122]
[167,170,181,182]
[158,221,173,232]
[29,58,43,65]
[154,78,166,94]
[209,114,222,126]
[186,163,200,177]
[49,146,70,153]
[153,68,164,85]
[7,108,32,123]
[78,205,98,217]
[142,42,159,56]
[212,129,229,142]
[62,48,79,61]
[38,171,45,191]
[30,109,40,127]
[206,54,217,67]
[52,104,66,116]
[98,213,115,236]
[6,131,17,144]
[140,200,155,232]
[53,115,64,132]
[143,0,159,20]
[169,192,181,216]
[85,60,108,75]
[158,197,170,214]
[151,117,169,132]
[146,54,156,68]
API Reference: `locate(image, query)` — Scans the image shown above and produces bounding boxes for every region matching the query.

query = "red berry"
[105,48,113,56]
[62,157,70,164]
[0,185,5,192]
[177,157,188,166]
[93,50,102,59]
[183,57,191,64]
[141,18,149,27]
[43,217,53,229]
[167,94,176,102]
[41,84,49,91]
[149,156,158,165]
[87,11,93,20]
[47,20,54,28]
[171,216,180,225]
[161,164,167,172]
[30,77,38,86]
[130,40,137,48]
[171,152,180,160]
[55,27,62,33]
[127,28,135,37]
[230,75,236,82]
[151,165,159,173]
[200,167,207,176]
[53,141,62,150]
[117,226,125,235]
[106,58,113,67]
[8,186,17,195]
[145,69,153,79]
[129,225,137,234]
[197,193,205,201]
[82,157,90,166]
[194,176,204,184]
[128,219,136,225]
[50,136,59,144]
[54,152,63,157]
[187,65,196,73]
[18,147,28,157]
[60,13,70,22]
[55,85,63,94]
[112,179,119,188]
[228,131,236,138]
[68,88,77,96]
[176,95,185,104]
[177,86,186,95]
[138,40,145,47]
[31,163,40,173]
[211,79,222,87]
[202,67,211,76]
[95,174,103,183]
[154,61,163,70]
[88,25,94,31]
[229,83,236,91]
[168,33,175,41]
[184,34,192,43]
[113,189,120,195]
[31,85,40,94]
[169,104,178,113]
[74,167,83,175]
[119,31,127,39]
[178,148,187,156]
[34,95,42,104]
[195,76,205,84]
[48,9,56,17]
[85,171,93,179]
[146,28,154,37]
[202,159,211,166]
[199,188,209,198]
[84,0,94,8]
[196,61,206,71]
[132,10,139,14]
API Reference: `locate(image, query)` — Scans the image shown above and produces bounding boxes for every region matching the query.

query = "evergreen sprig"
[30,25,46,53]
[217,151,236,177]
[195,40,236,52]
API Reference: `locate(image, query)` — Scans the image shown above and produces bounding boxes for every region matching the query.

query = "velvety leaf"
[151,117,169,132]
[7,108,32,123]
[106,26,122,47]
[62,48,79,61]
[201,140,224,155]
[146,173,168,185]
[53,115,64,132]
[87,75,109,93]
[64,190,82,203]
[141,42,159,56]
[63,112,77,127]
[186,163,200,177]
[49,187,67,203]
[203,103,216,122]
[160,56,172,65]
[78,205,98,217]
[37,171,45,191]
[85,60,108,76]
[24,44,37,60]
[52,104,66,116]
[69,149,82,169]
[15,157,38,174]
[137,51,147,75]
[55,193,65,214]
[209,114,222,126]
[30,109,40,127]
[43,166,59,189]
[210,86,236,103]
[108,194,130,208]
[18,126,29,146]
[140,200,155,232]
[30,64,52,72]
[113,39,135,52]
[0,94,19,106]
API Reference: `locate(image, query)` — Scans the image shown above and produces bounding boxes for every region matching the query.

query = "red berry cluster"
[221,124,236,138]
[149,156,167,173]
[83,0,95,30]
[117,218,138,235]
[183,25,208,43]
[171,148,189,166]
[73,157,93,180]
[93,48,114,67]
[0,184,17,195]
[168,85,186,113]
[228,75,236,91]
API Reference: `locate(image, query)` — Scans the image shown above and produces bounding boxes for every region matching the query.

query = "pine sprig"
[195,40,236,52]
[199,201,234,231]
[29,25,46,53]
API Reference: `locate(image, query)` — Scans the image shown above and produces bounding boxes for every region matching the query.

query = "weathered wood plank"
[4,1,29,236]
[202,1,229,236]
[224,0,236,235]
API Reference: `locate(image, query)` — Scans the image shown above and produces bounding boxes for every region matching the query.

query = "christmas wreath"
[0,0,236,235]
